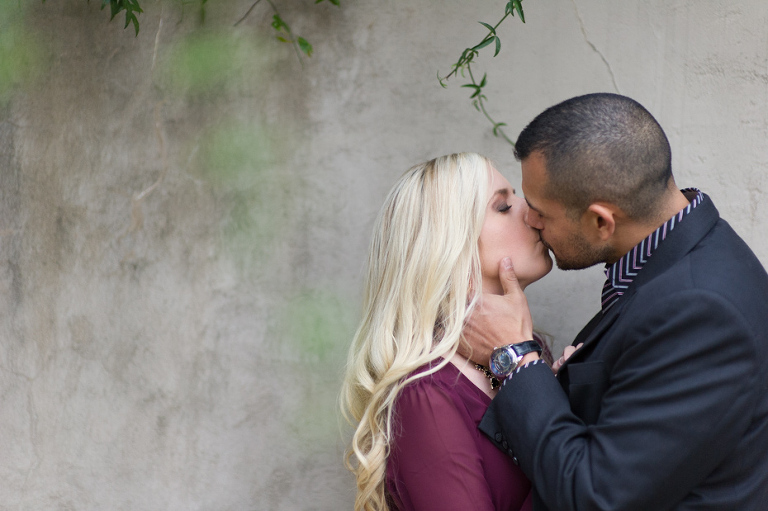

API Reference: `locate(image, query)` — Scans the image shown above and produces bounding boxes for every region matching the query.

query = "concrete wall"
[0,0,766,509]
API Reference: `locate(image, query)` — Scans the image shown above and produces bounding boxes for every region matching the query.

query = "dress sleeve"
[388,379,496,511]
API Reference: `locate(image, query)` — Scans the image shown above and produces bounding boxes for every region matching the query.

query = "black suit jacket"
[479,195,768,511]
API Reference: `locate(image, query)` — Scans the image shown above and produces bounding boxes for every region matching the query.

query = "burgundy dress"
[386,360,533,511]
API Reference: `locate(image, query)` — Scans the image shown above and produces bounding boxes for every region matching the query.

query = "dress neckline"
[442,357,494,404]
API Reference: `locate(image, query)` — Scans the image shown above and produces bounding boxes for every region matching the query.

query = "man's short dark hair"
[515,93,672,220]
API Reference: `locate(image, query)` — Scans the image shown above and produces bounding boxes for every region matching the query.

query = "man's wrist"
[489,340,542,378]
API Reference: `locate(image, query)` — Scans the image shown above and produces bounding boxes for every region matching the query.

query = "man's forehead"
[520,157,547,202]
[521,160,568,216]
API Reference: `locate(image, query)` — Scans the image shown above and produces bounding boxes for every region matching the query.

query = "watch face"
[490,348,518,378]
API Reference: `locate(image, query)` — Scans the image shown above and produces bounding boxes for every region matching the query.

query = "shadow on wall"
[0,1,357,507]
[158,15,358,486]
[0,3,44,106]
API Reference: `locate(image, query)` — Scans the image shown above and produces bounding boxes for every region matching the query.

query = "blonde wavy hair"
[340,153,493,511]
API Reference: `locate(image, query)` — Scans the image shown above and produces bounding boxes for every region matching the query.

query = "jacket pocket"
[568,361,609,425]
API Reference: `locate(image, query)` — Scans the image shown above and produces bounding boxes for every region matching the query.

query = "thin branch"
[443,11,511,82]
[439,3,525,147]
[234,0,306,68]
[265,0,305,67]
[234,0,264,26]
[467,67,514,146]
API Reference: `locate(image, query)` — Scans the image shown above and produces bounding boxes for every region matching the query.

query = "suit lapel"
[572,311,604,346]
[578,305,622,351]
[557,195,720,376]
[563,303,622,368]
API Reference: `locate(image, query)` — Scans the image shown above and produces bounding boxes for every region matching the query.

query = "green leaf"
[493,122,507,136]
[297,37,313,57]
[473,37,494,51]
[126,12,139,36]
[271,14,289,32]
[494,36,501,56]
[458,48,478,66]
[505,1,514,15]
[473,100,480,112]
[462,83,481,98]
[479,21,496,35]
[96,0,143,33]
[109,0,120,20]
[276,36,290,43]
[330,0,340,5]
[514,0,525,22]
[479,73,487,88]
[437,71,448,89]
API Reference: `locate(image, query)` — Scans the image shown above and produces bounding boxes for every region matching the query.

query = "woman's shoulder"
[393,361,460,406]
[395,359,487,417]
[391,361,477,439]
[400,359,463,393]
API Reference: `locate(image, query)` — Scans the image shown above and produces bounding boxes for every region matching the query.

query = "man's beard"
[546,232,614,271]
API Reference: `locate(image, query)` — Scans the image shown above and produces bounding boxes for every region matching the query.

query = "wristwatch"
[489,340,542,379]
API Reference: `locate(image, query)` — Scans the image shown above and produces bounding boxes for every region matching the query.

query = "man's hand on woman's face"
[461,257,534,366]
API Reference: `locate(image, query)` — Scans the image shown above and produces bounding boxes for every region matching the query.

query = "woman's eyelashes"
[492,189,515,212]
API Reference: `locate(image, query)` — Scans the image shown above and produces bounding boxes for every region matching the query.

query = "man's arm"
[481,290,759,511]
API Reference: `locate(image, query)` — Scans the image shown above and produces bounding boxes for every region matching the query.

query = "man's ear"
[582,203,618,242]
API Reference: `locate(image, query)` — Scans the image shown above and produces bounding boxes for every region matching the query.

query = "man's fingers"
[499,257,524,297]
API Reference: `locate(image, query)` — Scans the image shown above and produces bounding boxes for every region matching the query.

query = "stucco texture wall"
[0,0,766,509]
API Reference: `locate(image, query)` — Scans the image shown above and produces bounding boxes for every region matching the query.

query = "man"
[465,93,768,510]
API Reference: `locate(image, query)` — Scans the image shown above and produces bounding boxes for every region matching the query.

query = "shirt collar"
[601,188,704,312]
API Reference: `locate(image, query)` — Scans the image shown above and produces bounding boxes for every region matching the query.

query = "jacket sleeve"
[480,290,760,511]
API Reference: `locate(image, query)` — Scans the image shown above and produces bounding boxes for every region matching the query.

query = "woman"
[340,153,553,511]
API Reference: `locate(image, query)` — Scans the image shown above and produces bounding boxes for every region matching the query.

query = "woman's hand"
[551,343,584,373]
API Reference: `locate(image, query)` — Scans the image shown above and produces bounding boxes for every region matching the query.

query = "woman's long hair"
[340,153,492,511]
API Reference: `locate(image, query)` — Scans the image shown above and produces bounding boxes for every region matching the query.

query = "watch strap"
[512,340,543,357]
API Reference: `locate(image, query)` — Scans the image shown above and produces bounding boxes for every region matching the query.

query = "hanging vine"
[43,0,529,146]
[439,0,526,147]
